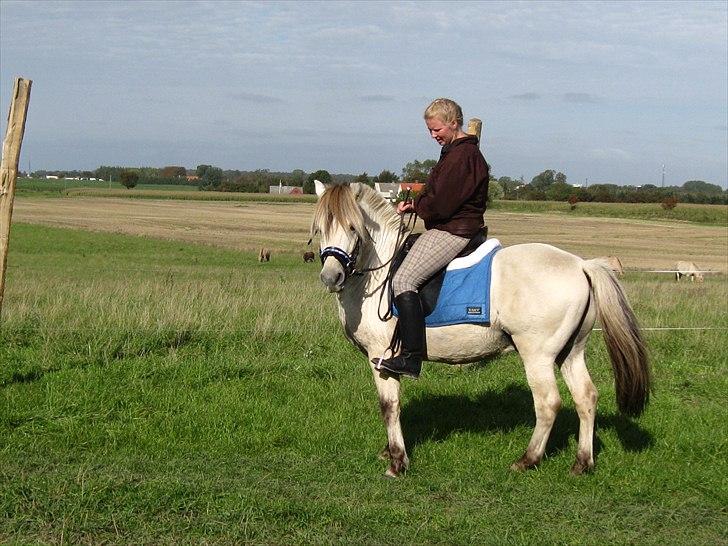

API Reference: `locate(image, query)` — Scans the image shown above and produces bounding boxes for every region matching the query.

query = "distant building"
[375,182,425,202]
[269,184,303,195]
[374,183,400,201]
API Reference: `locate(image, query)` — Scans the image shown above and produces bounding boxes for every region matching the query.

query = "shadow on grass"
[401,383,653,460]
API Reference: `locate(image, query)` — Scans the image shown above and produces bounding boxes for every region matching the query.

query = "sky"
[1,0,726,188]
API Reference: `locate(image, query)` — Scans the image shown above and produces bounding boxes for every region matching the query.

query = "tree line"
[27,163,726,205]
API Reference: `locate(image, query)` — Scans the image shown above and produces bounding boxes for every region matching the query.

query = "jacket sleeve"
[414,149,478,222]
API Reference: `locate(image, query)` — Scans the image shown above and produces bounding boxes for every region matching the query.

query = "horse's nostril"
[320,268,344,290]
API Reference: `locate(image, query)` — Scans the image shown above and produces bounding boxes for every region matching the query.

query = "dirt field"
[12,197,728,272]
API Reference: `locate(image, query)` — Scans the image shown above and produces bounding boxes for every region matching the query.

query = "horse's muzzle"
[320,261,345,292]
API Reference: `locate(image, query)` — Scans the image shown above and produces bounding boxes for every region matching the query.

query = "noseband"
[319,237,361,281]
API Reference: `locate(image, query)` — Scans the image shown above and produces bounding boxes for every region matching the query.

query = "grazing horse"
[258,248,271,262]
[303,251,316,263]
[675,261,704,282]
[312,180,650,477]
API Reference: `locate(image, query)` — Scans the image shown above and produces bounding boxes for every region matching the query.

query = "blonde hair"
[424,98,463,128]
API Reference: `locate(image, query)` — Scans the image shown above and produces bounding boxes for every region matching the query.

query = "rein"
[311,190,418,342]
[310,192,417,284]
[312,203,418,359]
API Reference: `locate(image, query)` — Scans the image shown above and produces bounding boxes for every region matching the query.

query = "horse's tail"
[582,259,651,417]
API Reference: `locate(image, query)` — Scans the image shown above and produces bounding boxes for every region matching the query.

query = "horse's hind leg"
[560,343,599,475]
[511,350,561,471]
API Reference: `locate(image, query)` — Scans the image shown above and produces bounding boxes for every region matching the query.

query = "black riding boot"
[373,291,425,378]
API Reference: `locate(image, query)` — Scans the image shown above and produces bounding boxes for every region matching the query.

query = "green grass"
[64,187,318,203]
[1,224,726,544]
[15,178,198,196]
[489,199,727,226]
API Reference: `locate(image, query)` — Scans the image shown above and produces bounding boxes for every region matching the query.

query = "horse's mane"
[312,183,401,239]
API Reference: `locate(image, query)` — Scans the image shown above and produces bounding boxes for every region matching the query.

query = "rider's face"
[426,116,458,146]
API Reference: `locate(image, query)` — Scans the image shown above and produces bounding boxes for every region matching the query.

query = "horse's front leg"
[369,357,409,477]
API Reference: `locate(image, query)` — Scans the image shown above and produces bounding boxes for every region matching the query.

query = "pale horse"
[674,261,704,282]
[312,181,651,477]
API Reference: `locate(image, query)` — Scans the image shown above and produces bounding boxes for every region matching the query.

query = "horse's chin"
[327,285,343,293]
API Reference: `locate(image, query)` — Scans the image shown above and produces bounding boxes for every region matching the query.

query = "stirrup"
[372,354,421,379]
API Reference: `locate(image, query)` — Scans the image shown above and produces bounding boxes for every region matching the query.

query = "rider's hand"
[397,201,415,214]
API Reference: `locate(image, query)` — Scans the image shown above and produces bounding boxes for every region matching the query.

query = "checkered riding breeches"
[392,228,470,297]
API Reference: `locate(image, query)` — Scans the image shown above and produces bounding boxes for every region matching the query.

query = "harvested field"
[12,196,728,272]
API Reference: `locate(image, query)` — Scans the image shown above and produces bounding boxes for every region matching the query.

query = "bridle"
[314,211,416,285]
[319,238,362,280]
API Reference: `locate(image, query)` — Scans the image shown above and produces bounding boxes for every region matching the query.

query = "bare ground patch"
[12,197,728,272]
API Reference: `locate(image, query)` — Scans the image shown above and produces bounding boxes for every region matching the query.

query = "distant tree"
[681,180,723,194]
[521,185,547,201]
[200,166,223,189]
[120,170,139,189]
[545,181,574,201]
[401,159,436,182]
[496,176,520,198]
[95,166,124,182]
[305,170,332,194]
[290,169,306,187]
[160,166,187,178]
[487,179,504,201]
[530,170,567,191]
[196,164,212,178]
[372,170,399,185]
[589,183,619,203]
[355,172,373,187]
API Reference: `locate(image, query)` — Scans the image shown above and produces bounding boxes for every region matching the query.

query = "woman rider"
[374,98,490,378]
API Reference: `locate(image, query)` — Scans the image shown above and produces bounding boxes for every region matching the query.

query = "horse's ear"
[314,179,328,197]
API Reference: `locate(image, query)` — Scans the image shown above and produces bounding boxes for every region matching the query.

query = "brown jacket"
[414,135,489,238]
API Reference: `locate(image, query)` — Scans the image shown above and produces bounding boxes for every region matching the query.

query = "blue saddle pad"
[394,239,501,327]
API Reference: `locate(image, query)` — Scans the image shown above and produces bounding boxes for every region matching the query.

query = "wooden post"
[0,77,32,321]
[466,118,482,145]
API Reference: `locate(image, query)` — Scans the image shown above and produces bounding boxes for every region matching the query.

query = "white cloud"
[0,0,725,186]
[588,148,634,161]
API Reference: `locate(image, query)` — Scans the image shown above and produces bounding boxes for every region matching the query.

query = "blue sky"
[1,0,726,187]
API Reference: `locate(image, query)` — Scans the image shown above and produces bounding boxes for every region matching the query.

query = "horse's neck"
[337,212,401,341]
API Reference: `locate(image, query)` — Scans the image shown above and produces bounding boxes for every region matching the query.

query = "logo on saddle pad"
[393,239,502,327]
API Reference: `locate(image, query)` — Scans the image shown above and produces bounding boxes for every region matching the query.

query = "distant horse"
[312,181,650,477]
[258,248,271,262]
[675,261,704,282]
[597,255,624,276]
[303,251,316,263]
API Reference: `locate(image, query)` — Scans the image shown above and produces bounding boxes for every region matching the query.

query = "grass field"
[12,196,728,273]
[1,219,726,544]
[15,179,727,225]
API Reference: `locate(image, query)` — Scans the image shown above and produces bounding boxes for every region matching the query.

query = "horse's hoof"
[384,465,407,478]
[510,454,539,472]
[570,458,594,476]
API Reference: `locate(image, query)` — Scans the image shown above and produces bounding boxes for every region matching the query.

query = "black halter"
[319,237,362,280]
[313,190,417,286]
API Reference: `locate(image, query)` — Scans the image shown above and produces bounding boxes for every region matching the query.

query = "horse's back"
[675,260,703,281]
[490,243,593,351]
[675,260,699,272]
